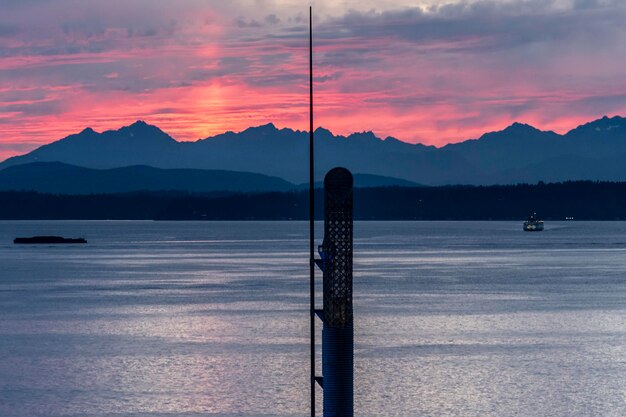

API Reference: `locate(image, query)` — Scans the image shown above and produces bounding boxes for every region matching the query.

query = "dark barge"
[14,236,87,244]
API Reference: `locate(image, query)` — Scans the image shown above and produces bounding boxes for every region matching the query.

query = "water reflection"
[0,221,625,416]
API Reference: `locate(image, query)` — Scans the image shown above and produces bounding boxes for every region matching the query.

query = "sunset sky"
[1,0,625,160]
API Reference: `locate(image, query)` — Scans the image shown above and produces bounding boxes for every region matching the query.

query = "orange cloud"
[1,1,626,160]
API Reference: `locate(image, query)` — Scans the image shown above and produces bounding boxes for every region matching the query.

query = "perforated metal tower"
[317,167,354,417]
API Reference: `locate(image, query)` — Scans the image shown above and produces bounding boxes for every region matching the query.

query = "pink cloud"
[1,1,626,159]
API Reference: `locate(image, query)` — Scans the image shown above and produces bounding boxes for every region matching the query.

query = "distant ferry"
[523,213,544,232]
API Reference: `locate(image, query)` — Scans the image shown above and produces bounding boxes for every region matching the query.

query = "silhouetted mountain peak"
[384,136,401,143]
[472,122,546,144]
[383,136,430,149]
[119,120,144,129]
[122,120,157,133]
[504,122,540,133]
[346,131,380,143]
[314,127,333,138]
[112,120,176,144]
[243,122,279,136]
[586,115,624,131]
[566,115,626,138]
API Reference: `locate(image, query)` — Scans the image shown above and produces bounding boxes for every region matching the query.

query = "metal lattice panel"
[321,167,353,329]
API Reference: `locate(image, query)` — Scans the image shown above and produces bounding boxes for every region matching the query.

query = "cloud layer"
[1,0,625,159]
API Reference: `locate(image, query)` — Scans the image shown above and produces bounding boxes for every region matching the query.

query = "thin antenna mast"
[308,5,316,417]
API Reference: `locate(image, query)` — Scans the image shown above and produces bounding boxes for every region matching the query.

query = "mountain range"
[1,116,625,186]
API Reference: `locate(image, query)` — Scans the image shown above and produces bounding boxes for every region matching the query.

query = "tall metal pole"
[309,5,316,417]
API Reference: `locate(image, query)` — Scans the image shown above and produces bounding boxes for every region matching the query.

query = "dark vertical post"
[320,167,354,417]
[309,6,316,417]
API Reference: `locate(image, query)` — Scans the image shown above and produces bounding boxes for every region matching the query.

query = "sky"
[1,0,626,159]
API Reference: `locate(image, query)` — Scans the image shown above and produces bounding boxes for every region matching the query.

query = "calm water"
[1,221,626,417]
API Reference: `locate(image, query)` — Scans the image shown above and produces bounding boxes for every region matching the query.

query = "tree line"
[1,181,626,220]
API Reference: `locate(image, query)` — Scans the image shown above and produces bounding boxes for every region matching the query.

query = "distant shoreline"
[148,218,608,222]
[2,180,626,221]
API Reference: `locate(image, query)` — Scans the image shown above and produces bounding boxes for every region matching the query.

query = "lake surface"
[1,221,625,417]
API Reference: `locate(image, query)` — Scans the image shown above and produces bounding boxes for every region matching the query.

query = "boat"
[523,213,544,231]
[14,236,87,244]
